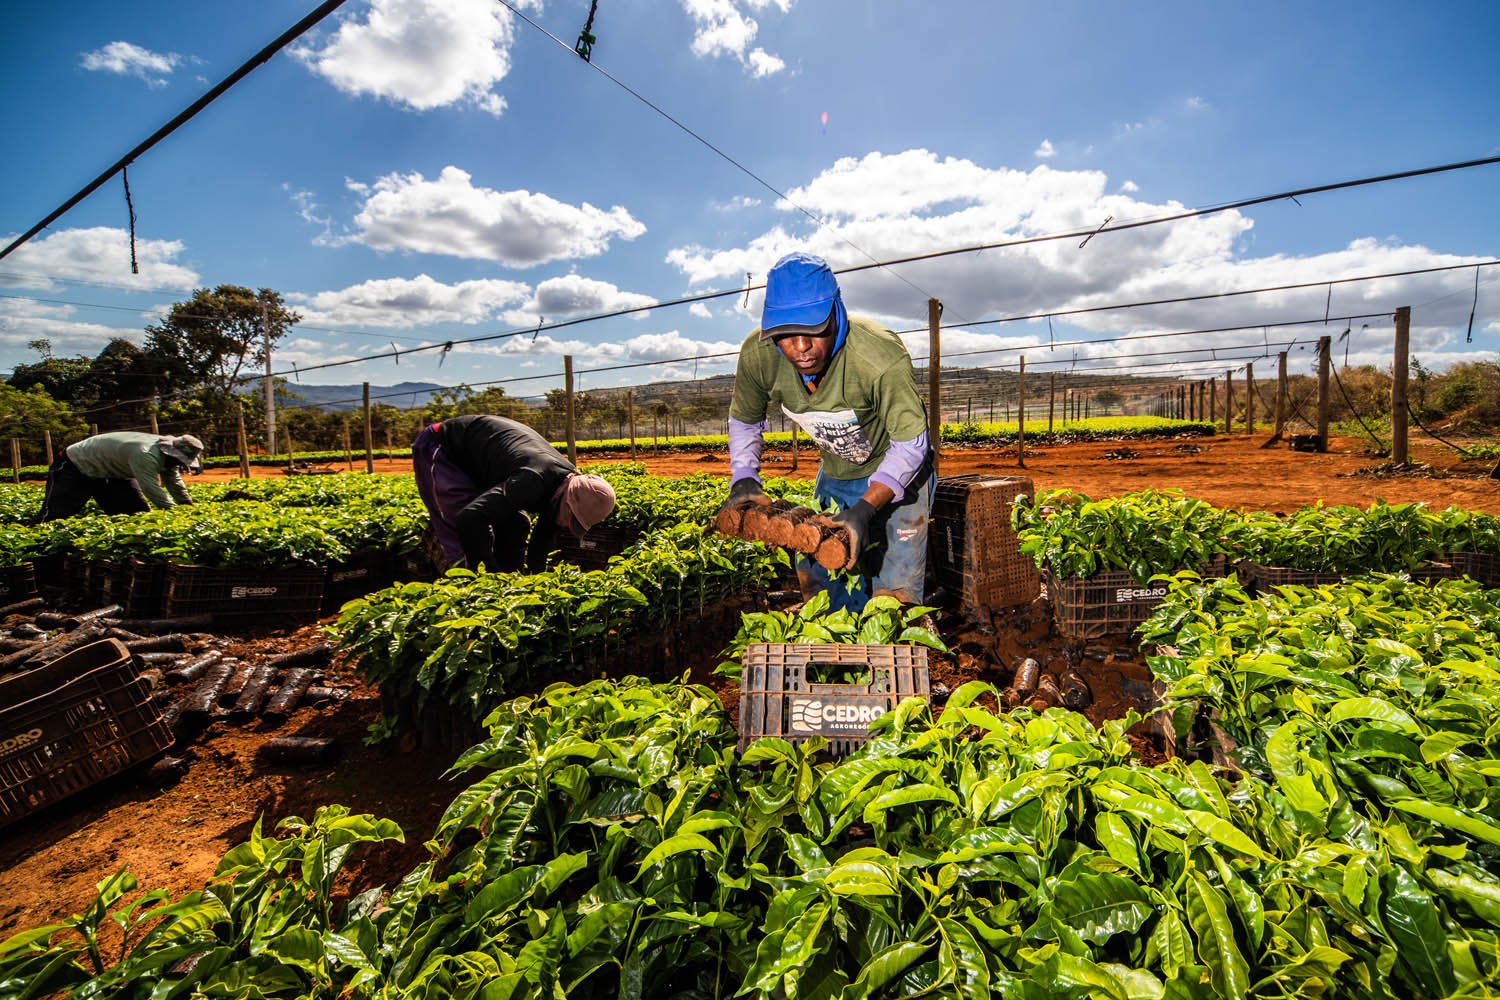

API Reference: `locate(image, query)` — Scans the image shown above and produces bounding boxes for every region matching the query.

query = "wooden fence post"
[1245,362,1256,432]
[564,356,577,465]
[1016,356,1026,467]
[1274,353,1288,437]
[1392,306,1411,465]
[1048,373,1056,434]
[43,429,53,467]
[1316,335,1332,452]
[928,299,943,477]
[9,439,19,483]
[237,404,250,478]
[362,383,374,474]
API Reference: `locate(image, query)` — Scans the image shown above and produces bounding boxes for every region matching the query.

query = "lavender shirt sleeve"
[869,431,929,503]
[728,417,768,484]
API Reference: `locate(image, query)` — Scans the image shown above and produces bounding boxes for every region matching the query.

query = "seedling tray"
[737,643,929,757]
[162,563,326,623]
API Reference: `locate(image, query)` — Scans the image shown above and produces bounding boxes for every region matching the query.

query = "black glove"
[727,477,768,507]
[830,499,877,569]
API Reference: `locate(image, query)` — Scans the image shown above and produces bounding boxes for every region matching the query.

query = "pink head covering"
[555,473,616,538]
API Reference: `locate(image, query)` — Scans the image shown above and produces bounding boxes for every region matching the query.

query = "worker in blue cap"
[726,251,933,612]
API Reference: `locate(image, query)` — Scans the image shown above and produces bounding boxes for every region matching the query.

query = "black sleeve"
[454,469,549,572]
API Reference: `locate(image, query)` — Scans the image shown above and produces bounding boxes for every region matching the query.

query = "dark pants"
[40,458,148,521]
[412,426,482,567]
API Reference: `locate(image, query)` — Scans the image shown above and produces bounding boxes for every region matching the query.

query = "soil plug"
[166,650,222,685]
[125,634,188,654]
[0,598,45,618]
[34,612,73,630]
[144,756,189,785]
[68,605,122,627]
[9,622,46,641]
[113,615,213,633]
[1029,674,1062,712]
[266,643,333,671]
[303,686,350,705]
[263,667,318,720]
[229,664,277,719]
[181,663,234,718]
[1060,669,1093,710]
[219,661,256,704]
[1012,658,1041,698]
[137,652,185,666]
[256,736,339,766]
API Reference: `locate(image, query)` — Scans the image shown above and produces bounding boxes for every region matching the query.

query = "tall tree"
[143,285,300,398]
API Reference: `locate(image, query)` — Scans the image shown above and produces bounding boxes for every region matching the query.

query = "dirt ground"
[3,431,1497,938]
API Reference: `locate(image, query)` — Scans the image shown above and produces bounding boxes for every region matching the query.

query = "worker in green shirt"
[727,252,934,612]
[41,432,203,521]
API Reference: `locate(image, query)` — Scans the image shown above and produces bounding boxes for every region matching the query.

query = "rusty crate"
[1446,551,1500,588]
[1045,569,1177,641]
[161,563,326,623]
[930,475,1040,615]
[558,524,641,571]
[737,643,929,757]
[0,638,172,829]
[0,562,38,603]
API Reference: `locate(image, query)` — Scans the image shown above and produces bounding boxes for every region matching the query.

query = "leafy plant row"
[1014,488,1500,583]
[15,664,1500,998]
[336,523,786,718]
[715,591,948,678]
[1144,573,1500,997]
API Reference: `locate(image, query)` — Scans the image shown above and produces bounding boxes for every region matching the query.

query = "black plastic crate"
[930,475,1039,615]
[558,524,641,571]
[124,559,167,618]
[0,638,172,829]
[1046,569,1175,640]
[0,562,38,603]
[738,643,929,757]
[1446,551,1500,588]
[323,550,397,611]
[162,563,326,623]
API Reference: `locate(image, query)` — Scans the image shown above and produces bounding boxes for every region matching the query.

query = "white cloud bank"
[290,274,531,328]
[292,0,538,115]
[80,41,181,87]
[0,228,199,292]
[666,149,1494,368]
[344,166,646,267]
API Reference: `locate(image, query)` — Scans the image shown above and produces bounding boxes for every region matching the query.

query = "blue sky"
[2,0,1497,402]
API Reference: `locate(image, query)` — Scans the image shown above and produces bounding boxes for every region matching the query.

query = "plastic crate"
[1446,551,1500,588]
[1238,562,1344,594]
[737,643,929,757]
[1045,569,1177,640]
[0,562,38,603]
[91,558,132,607]
[323,550,397,611]
[0,638,172,829]
[558,524,641,571]
[930,475,1039,614]
[161,563,326,623]
[124,559,166,618]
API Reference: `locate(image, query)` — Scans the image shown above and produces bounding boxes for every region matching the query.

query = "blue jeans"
[797,466,933,613]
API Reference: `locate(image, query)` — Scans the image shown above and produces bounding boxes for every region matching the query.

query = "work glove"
[727,476,770,507]
[830,499,876,570]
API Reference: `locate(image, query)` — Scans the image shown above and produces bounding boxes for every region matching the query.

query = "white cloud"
[1120,180,1139,193]
[1185,96,1209,111]
[0,227,199,292]
[291,0,537,115]
[689,302,713,319]
[290,274,531,328]
[80,41,181,86]
[713,195,763,212]
[0,297,141,358]
[664,150,1493,369]
[473,327,739,372]
[345,166,646,267]
[501,274,657,327]
[680,0,790,76]
[1034,139,1056,160]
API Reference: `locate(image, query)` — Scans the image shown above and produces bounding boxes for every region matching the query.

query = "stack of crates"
[930,475,1040,616]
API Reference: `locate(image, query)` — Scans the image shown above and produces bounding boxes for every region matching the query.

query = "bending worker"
[727,251,933,612]
[41,431,203,521]
[412,414,617,573]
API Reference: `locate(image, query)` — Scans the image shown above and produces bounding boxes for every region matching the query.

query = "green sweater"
[65,432,193,509]
[729,316,928,480]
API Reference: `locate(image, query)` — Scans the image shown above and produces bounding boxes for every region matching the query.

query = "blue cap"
[760,252,842,340]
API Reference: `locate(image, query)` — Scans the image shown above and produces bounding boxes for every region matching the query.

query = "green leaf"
[1381,868,1457,996]
[1186,874,1249,1000]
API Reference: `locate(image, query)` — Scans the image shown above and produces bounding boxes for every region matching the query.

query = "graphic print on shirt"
[780,404,872,464]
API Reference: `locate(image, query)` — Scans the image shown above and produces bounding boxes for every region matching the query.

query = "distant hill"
[277,381,445,411]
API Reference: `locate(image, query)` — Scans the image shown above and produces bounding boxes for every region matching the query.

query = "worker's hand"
[830,499,876,569]
[727,477,770,507]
